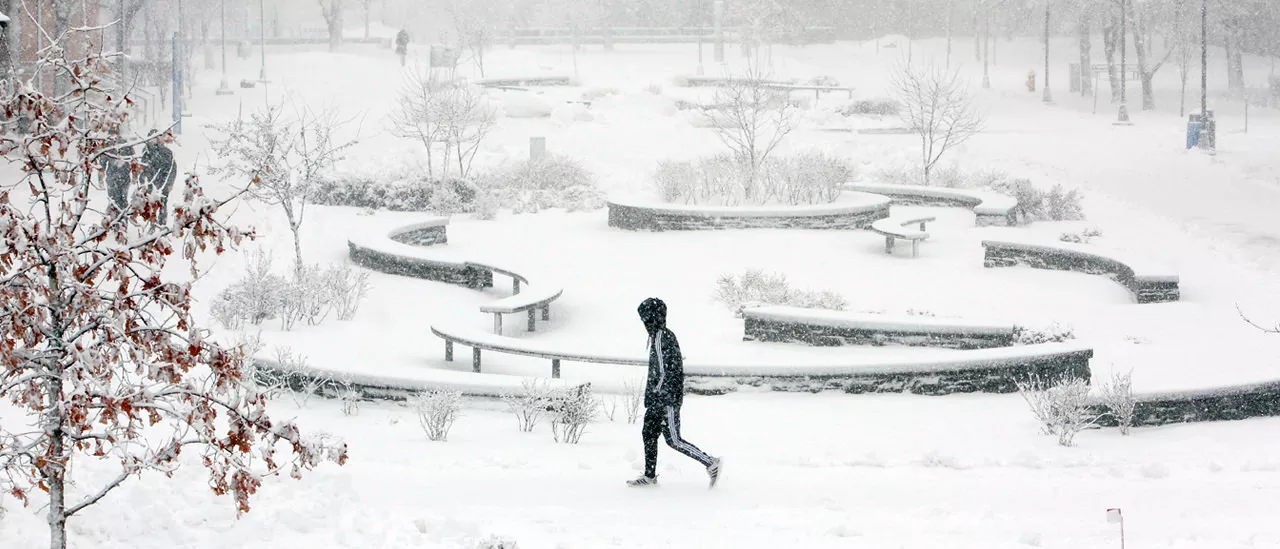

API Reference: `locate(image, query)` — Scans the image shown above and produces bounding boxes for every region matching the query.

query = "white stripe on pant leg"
[666,406,712,464]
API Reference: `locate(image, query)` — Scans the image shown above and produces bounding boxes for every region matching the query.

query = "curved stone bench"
[981,238,1180,304]
[869,215,936,257]
[743,305,1015,350]
[430,322,1091,394]
[348,218,565,330]
[1090,380,1280,427]
[845,183,1017,227]
[606,192,891,231]
[249,356,574,400]
[347,217,493,288]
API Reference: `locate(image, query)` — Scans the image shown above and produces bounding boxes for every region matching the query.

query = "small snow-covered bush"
[501,379,554,432]
[623,380,644,424]
[654,152,853,206]
[715,269,848,317]
[645,84,664,95]
[273,347,326,409]
[1012,324,1076,345]
[1043,185,1086,221]
[211,250,287,329]
[412,389,463,442]
[549,383,599,444]
[478,155,604,213]
[987,179,1086,224]
[475,535,519,549]
[875,163,966,188]
[327,263,372,321]
[1017,374,1100,447]
[1099,369,1136,435]
[837,98,900,116]
[1060,227,1103,244]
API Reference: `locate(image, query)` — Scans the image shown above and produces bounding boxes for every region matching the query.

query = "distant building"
[7,0,103,93]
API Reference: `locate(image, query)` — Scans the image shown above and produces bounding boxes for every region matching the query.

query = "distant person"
[102,129,134,213]
[395,29,410,66]
[628,297,723,488]
[140,130,177,225]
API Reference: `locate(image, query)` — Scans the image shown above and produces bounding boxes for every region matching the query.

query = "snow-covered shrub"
[654,152,852,206]
[1012,324,1076,345]
[1099,369,1136,435]
[807,75,841,86]
[337,376,362,416]
[278,264,328,331]
[412,389,463,442]
[211,250,287,329]
[837,99,900,116]
[1043,185,1086,221]
[308,174,479,213]
[477,155,604,212]
[1060,227,1103,244]
[327,263,372,321]
[549,383,599,444]
[715,269,848,317]
[475,535,519,549]
[645,84,664,95]
[623,380,644,424]
[470,190,501,220]
[875,162,965,188]
[501,379,554,432]
[273,347,326,409]
[581,87,619,101]
[1016,374,1100,447]
[601,397,619,421]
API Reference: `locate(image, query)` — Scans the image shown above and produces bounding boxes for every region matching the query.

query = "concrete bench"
[870,215,936,257]
[431,324,645,379]
[846,183,1017,227]
[763,83,856,99]
[475,75,574,87]
[464,261,564,334]
[347,217,494,288]
[981,238,1180,304]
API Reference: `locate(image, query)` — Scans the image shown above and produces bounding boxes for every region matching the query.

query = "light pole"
[1043,0,1052,102]
[1200,0,1207,117]
[1116,0,1131,123]
[258,0,269,83]
[118,0,127,91]
[216,0,233,94]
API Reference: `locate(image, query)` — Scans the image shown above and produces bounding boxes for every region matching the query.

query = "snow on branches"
[0,47,346,548]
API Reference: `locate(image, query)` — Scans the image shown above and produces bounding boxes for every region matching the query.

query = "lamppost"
[1116,0,1131,123]
[258,0,269,83]
[216,0,233,94]
[1200,0,1207,117]
[118,0,127,91]
[1042,0,1052,103]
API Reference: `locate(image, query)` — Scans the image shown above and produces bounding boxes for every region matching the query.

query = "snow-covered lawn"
[5,34,1280,548]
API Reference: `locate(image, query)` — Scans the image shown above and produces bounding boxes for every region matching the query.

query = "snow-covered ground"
[5,34,1280,548]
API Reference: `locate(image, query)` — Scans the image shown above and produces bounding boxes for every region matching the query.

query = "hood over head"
[637,297,667,334]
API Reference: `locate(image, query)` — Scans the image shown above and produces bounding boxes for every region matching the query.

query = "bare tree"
[1128,0,1178,110]
[390,70,495,180]
[891,61,983,185]
[0,46,348,549]
[705,65,795,201]
[446,0,502,77]
[209,102,356,274]
[318,0,345,51]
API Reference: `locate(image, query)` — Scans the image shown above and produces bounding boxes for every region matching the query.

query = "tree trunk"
[1131,12,1154,110]
[327,2,344,52]
[1103,19,1120,102]
[1225,36,1244,92]
[973,10,981,60]
[364,3,371,39]
[42,376,68,549]
[982,17,990,88]
[202,21,215,70]
[945,0,954,68]
[1078,13,1092,96]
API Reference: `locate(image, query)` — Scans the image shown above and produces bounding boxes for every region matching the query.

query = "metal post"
[1042,1,1052,103]
[216,0,232,95]
[118,0,127,90]
[1116,0,1131,123]
[1200,0,1207,119]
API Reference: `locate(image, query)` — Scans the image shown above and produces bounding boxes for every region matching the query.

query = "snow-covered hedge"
[476,154,605,213]
[987,178,1085,224]
[309,174,479,213]
[715,269,848,317]
[654,152,854,206]
[837,99,900,116]
[211,251,371,331]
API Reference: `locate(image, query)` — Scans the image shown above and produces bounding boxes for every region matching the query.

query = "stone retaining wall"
[1090,382,1280,427]
[348,242,493,289]
[743,316,1014,350]
[982,242,1180,304]
[607,201,890,231]
[685,349,1092,396]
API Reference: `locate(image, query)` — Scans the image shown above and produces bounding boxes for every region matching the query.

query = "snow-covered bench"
[845,183,1018,227]
[347,217,493,288]
[981,238,1180,304]
[430,323,1093,394]
[466,261,564,334]
[743,305,1015,349]
[869,215,937,257]
[763,83,856,99]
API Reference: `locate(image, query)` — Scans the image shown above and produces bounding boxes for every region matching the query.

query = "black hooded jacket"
[638,298,683,408]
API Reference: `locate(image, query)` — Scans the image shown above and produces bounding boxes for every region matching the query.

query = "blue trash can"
[1186,115,1202,149]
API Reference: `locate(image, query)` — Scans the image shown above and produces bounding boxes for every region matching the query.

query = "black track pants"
[642,404,714,478]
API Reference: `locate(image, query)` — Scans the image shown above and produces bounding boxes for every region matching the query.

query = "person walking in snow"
[628,297,722,488]
[395,29,410,66]
[140,130,177,225]
[101,129,134,213]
